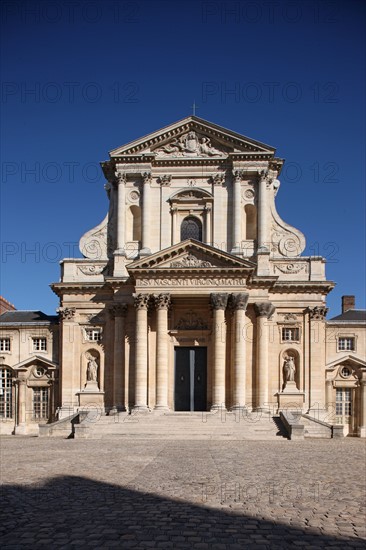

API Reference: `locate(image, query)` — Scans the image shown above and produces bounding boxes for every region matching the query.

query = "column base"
[154,405,170,411]
[210,404,227,412]
[358,426,366,438]
[230,405,246,411]
[132,405,150,414]
[14,423,28,435]
[108,406,126,416]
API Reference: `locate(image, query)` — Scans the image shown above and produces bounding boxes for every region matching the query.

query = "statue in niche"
[86,355,98,382]
[283,356,296,388]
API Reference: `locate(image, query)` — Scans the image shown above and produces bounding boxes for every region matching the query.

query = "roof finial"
[191,100,198,116]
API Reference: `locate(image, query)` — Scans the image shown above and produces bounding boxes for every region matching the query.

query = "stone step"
[83,413,286,440]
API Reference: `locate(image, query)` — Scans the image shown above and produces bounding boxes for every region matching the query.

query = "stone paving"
[0,436,365,548]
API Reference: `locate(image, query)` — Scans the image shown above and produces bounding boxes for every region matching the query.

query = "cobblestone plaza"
[1,435,365,548]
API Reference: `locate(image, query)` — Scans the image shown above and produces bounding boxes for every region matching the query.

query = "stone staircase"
[82,411,288,440]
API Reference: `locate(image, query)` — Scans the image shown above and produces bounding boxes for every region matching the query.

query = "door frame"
[174,346,207,411]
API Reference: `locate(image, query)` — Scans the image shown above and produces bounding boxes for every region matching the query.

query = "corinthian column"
[141,172,152,256]
[154,294,171,410]
[231,170,243,254]
[210,293,229,410]
[111,303,128,411]
[254,302,275,411]
[133,294,150,411]
[231,293,249,410]
[115,171,126,254]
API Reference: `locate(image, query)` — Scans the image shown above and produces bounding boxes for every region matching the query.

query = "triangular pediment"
[325,355,366,370]
[127,240,256,272]
[13,355,58,370]
[109,116,276,159]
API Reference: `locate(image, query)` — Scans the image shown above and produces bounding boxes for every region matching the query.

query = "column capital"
[233,169,245,182]
[58,307,76,321]
[157,174,172,186]
[154,293,171,310]
[254,302,275,318]
[115,171,127,185]
[210,293,229,310]
[210,173,225,186]
[133,293,150,310]
[306,306,328,320]
[142,171,152,184]
[230,293,249,311]
[110,303,128,318]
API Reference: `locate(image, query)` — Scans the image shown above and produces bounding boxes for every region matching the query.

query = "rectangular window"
[0,338,11,351]
[281,327,300,342]
[32,338,47,351]
[85,329,102,342]
[335,388,352,425]
[338,337,355,351]
[32,387,48,420]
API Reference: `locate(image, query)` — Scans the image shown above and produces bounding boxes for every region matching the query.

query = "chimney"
[342,295,355,313]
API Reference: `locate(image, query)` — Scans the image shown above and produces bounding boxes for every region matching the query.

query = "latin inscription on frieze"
[137,278,246,287]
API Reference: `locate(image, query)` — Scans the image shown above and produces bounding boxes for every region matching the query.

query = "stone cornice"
[271,281,336,294]
[50,282,112,297]
[109,116,276,158]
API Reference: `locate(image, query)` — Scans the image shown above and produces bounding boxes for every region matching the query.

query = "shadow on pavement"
[0,476,363,548]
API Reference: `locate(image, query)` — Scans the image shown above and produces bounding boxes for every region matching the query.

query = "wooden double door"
[174,347,207,411]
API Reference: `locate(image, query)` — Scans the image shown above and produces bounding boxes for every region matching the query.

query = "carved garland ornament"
[78,265,105,275]
[274,263,308,274]
[283,313,298,322]
[244,189,255,199]
[175,310,208,330]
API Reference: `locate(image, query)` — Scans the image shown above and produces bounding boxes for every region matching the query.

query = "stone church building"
[1,117,365,436]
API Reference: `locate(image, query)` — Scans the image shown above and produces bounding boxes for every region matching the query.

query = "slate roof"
[0,311,58,324]
[328,309,366,322]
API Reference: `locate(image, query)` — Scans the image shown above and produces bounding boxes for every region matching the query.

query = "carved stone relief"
[175,310,208,330]
[170,254,212,268]
[155,131,226,158]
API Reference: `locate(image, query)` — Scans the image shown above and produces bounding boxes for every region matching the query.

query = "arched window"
[180,216,202,242]
[0,367,13,419]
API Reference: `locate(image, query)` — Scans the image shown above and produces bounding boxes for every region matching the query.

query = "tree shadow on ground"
[0,476,363,548]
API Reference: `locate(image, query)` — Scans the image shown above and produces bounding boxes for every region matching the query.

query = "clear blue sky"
[1,0,365,317]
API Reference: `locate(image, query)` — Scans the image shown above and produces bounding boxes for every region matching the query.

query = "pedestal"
[277,382,305,412]
[77,384,105,415]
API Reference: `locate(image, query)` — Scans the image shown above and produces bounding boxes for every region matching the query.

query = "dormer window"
[181,216,202,242]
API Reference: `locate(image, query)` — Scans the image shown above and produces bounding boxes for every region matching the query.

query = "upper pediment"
[109,116,276,159]
[127,240,256,272]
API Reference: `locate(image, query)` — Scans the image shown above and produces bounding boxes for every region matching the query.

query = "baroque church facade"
[1,117,365,436]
